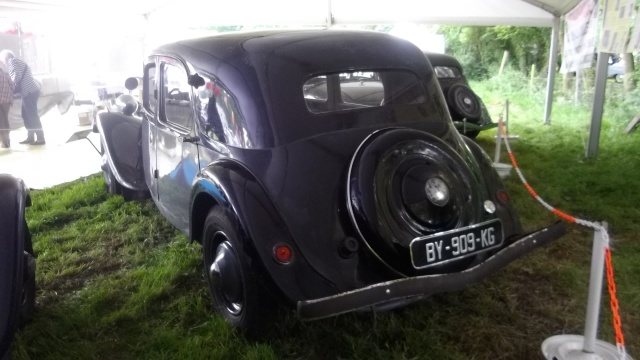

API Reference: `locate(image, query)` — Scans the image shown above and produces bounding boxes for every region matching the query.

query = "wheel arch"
[461,137,523,238]
[190,188,222,245]
[190,159,340,304]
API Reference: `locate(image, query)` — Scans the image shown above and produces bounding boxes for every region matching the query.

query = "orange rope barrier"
[606,248,626,355]
[497,118,627,359]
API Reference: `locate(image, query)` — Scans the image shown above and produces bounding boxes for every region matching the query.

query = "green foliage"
[439,26,551,80]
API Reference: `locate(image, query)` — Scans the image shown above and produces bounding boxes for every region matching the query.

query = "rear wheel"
[101,139,122,195]
[615,74,624,83]
[19,220,35,325]
[104,166,122,195]
[202,207,276,336]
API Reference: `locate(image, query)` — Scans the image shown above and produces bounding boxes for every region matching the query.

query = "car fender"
[0,175,30,357]
[96,112,147,192]
[462,137,523,238]
[190,160,340,304]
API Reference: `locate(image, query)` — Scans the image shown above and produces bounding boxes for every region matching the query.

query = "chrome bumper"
[297,221,566,321]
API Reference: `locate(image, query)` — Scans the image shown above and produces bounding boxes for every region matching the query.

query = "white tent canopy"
[2,0,614,157]
[147,0,578,27]
[0,0,579,24]
[332,0,556,26]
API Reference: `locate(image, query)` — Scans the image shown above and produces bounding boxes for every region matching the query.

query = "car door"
[155,57,200,233]
[141,57,159,199]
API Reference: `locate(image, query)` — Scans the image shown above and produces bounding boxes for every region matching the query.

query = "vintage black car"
[425,53,497,138]
[97,29,565,334]
[0,175,36,360]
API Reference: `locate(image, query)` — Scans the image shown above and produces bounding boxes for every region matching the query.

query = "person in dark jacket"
[0,67,13,148]
[0,50,45,145]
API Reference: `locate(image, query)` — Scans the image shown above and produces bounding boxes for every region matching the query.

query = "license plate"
[410,219,503,269]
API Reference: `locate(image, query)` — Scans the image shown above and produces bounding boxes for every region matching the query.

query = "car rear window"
[303,70,426,114]
[433,66,462,79]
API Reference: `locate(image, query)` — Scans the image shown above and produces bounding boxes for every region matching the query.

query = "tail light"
[273,244,293,264]
[497,190,510,204]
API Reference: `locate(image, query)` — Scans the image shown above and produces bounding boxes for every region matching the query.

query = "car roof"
[151,30,437,148]
[423,52,462,70]
[155,29,431,76]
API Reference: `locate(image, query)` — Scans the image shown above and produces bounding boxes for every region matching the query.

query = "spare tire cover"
[347,128,483,276]
[446,83,482,122]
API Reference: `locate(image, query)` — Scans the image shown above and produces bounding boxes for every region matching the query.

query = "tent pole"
[543,16,560,125]
[585,53,609,158]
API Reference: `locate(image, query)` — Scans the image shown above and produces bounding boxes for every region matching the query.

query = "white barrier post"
[541,223,630,360]
[503,99,520,140]
[494,118,503,163]
[494,99,520,142]
[583,223,608,353]
[493,105,513,179]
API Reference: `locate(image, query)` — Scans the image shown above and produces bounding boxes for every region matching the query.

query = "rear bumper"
[297,221,565,321]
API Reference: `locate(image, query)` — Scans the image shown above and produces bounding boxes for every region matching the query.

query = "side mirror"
[124,77,139,91]
[188,73,205,88]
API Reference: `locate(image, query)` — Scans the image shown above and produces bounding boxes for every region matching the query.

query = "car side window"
[195,75,250,147]
[143,62,156,114]
[161,63,194,130]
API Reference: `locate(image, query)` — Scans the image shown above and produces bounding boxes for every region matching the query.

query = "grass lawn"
[9,74,640,360]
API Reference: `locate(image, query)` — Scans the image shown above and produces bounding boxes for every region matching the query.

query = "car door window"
[143,62,156,114]
[161,63,194,130]
[195,75,251,147]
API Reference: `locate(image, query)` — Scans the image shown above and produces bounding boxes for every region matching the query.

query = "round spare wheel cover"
[446,83,482,121]
[347,128,482,276]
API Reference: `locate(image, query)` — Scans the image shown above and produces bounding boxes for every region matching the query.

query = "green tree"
[438,26,551,79]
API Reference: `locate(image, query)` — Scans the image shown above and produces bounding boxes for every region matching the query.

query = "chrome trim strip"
[345,129,406,277]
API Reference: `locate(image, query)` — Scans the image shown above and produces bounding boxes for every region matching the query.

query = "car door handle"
[179,136,200,143]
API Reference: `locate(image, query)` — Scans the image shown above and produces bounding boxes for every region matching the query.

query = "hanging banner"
[598,0,635,53]
[560,0,598,73]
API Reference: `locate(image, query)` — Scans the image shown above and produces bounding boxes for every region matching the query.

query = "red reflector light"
[274,244,293,264]
[497,190,510,204]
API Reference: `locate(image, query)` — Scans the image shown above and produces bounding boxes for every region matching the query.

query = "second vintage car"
[97,29,565,334]
[425,52,497,138]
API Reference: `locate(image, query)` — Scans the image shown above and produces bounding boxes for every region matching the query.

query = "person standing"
[0,50,45,145]
[0,67,13,148]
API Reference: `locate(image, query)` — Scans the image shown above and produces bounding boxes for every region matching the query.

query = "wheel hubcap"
[208,235,243,315]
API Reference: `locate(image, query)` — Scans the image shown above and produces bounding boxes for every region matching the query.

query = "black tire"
[104,166,122,195]
[19,251,36,324]
[19,221,35,325]
[101,139,122,195]
[202,206,276,336]
[446,84,482,121]
[615,74,624,83]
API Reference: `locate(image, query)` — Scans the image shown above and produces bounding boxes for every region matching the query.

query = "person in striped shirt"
[0,67,13,148]
[0,50,45,145]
